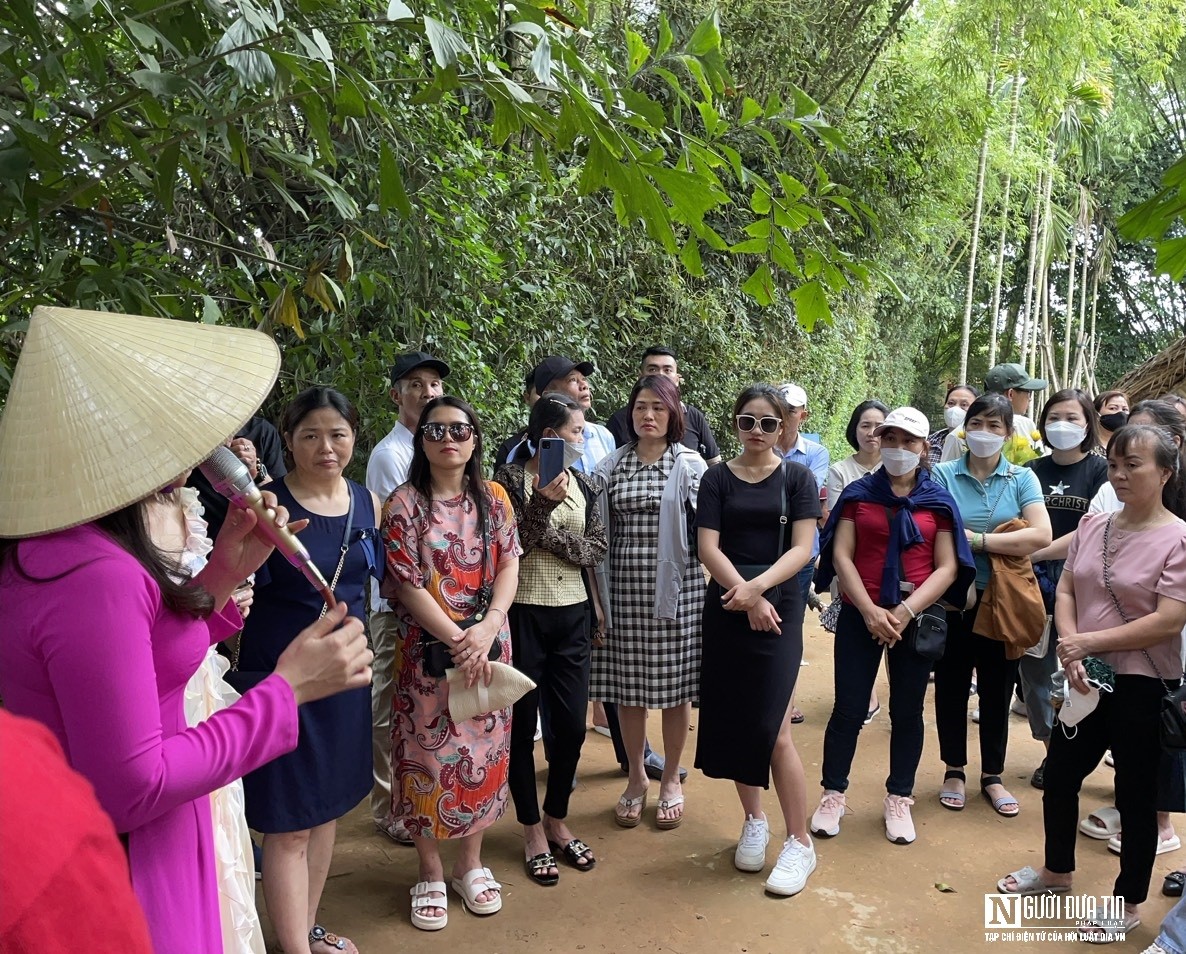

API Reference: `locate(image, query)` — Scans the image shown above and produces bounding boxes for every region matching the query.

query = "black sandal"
[309,925,351,951]
[549,838,596,872]
[1164,871,1186,897]
[525,852,559,886]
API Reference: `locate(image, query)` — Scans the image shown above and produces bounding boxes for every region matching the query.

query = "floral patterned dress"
[382,481,522,839]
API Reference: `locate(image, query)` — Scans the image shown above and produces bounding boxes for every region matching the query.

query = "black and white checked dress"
[591,446,705,708]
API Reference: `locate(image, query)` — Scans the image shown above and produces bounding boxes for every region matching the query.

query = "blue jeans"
[1157,895,1186,954]
[796,562,816,605]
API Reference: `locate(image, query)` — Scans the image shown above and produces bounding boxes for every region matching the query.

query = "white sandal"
[450,867,502,915]
[1079,806,1122,840]
[410,880,447,931]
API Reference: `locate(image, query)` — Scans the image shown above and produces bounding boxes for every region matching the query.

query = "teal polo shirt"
[931,454,1043,587]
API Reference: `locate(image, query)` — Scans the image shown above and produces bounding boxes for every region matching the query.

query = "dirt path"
[274,616,1180,952]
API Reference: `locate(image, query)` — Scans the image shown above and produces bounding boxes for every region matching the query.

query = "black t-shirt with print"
[1025,454,1108,540]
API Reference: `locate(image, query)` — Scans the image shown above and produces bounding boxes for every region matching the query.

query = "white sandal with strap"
[410,880,448,931]
[656,794,685,830]
[450,867,503,915]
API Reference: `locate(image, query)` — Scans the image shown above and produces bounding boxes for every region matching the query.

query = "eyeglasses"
[736,414,782,434]
[421,422,475,443]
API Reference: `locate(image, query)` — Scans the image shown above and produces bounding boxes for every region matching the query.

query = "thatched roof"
[1114,336,1186,403]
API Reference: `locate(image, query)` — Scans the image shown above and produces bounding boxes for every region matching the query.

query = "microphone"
[199,446,337,608]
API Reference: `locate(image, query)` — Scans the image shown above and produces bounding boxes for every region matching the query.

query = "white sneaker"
[884,794,916,845]
[971,707,980,723]
[810,791,846,838]
[763,836,817,896]
[1010,697,1028,717]
[735,814,770,872]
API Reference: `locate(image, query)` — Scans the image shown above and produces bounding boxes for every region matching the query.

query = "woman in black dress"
[695,383,821,897]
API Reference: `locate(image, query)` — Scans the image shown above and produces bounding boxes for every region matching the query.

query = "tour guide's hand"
[208,490,310,583]
[274,602,373,706]
[861,605,903,645]
[232,583,254,620]
[723,578,765,612]
[534,469,569,502]
[1064,659,1090,695]
[747,597,782,634]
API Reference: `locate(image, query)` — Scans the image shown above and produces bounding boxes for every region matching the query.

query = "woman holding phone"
[696,383,821,895]
[494,394,608,885]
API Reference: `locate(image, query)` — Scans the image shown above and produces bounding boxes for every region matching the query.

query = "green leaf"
[790,279,831,330]
[740,96,763,124]
[423,17,470,69]
[156,140,181,214]
[626,29,650,76]
[743,218,772,239]
[728,238,768,254]
[1155,236,1186,282]
[750,189,771,214]
[378,141,412,218]
[201,295,222,324]
[680,237,704,277]
[129,69,187,97]
[741,262,774,306]
[655,13,674,58]
[301,93,336,166]
[125,18,160,49]
[651,166,724,228]
[686,13,721,57]
[620,89,666,131]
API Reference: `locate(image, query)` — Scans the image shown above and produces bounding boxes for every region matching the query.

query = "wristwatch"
[254,461,269,485]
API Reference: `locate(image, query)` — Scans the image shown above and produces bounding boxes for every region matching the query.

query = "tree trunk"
[988,59,1024,369]
[1019,173,1043,368]
[958,23,1000,383]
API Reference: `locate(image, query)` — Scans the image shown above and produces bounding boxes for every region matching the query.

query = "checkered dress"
[591,446,705,708]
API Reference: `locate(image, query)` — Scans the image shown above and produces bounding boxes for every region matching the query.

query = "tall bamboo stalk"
[988,60,1024,368]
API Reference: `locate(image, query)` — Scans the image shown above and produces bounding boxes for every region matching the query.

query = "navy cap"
[532,355,595,395]
[391,351,450,387]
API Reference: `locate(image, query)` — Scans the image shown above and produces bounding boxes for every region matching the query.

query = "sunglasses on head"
[736,414,781,434]
[421,421,475,443]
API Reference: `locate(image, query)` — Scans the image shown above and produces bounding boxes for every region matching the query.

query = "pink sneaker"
[810,791,846,838]
[884,794,916,845]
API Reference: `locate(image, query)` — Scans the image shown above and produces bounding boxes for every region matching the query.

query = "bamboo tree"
[987,58,1024,368]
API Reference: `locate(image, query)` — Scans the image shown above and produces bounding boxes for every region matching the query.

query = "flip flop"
[981,775,1019,817]
[1079,915,1139,944]
[864,704,881,725]
[450,867,502,916]
[409,882,448,932]
[309,926,356,952]
[614,791,647,828]
[939,769,966,811]
[997,865,1072,896]
[790,708,805,724]
[656,794,685,830]
[1079,806,1122,840]
[1107,832,1181,856]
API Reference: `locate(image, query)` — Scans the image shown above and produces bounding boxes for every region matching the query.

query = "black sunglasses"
[421,422,475,443]
[736,414,781,434]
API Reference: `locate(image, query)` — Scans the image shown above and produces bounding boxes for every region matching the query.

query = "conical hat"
[0,306,281,538]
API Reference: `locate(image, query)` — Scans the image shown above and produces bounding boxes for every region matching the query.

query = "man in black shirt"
[606,346,721,465]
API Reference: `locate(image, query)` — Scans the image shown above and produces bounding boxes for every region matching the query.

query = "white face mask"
[880,447,921,476]
[944,406,966,430]
[562,441,584,468]
[1045,421,1086,451]
[965,430,1006,459]
[1058,679,1112,736]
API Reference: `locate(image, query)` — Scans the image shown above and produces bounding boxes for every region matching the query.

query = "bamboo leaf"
[378,141,412,218]
[626,29,650,77]
[267,285,304,339]
[679,236,704,277]
[385,0,414,20]
[655,12,673,58]
[1154,236,1186,282]
[201,295,222,324]
[423,17,470,69]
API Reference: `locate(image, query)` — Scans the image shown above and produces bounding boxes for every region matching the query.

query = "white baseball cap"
[873,406,931,440]
[779,382,808,408]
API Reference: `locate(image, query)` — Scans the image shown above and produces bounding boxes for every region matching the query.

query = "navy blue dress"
[240,477,376,833]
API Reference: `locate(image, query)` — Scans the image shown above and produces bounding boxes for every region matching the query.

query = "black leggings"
[1043,674,1169,904]
[508,602,590,825]
[933,593,1018,776]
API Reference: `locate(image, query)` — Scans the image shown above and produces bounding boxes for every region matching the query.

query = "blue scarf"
[816,467,977,608]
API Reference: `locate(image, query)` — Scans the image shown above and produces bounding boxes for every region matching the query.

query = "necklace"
[1113,510,1173,533]
[732,456,780,483]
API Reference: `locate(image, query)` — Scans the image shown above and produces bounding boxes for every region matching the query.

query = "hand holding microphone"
[200,446,336,607]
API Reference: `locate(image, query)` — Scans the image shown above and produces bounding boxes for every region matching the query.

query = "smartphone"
[538,437,565,485]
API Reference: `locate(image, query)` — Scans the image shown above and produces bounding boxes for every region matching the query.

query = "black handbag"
[1102,514,1186,750]
[885,507,948,661]
[421,503,500,678]
[226,492,355,693]
[731,463,790,603]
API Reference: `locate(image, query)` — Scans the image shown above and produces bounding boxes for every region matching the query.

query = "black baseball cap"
[533,355,595,395]
[390,351,450,387]
[984,362,1046,393]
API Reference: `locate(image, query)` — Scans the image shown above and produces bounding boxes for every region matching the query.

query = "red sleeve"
[840,501,858,522]
[0,711,154,953]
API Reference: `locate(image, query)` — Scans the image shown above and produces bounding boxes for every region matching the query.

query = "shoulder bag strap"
[1102,513,1176,688]
[318,490,355,619]
[778,462,789,554]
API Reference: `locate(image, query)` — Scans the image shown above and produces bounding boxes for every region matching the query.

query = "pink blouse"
[0,524,299,954]
[1065,513,1186,679]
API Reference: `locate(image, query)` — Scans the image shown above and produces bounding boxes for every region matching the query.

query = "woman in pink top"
[0,307,373,954]
[997,424,1186,940]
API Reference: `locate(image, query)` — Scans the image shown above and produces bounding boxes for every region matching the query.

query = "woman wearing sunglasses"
[590,374,706,830]
[695,384,821,895]
[381,396,522,931]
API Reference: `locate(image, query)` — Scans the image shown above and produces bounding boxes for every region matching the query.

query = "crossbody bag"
[885,506,948,662]
[732,462,790,603]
